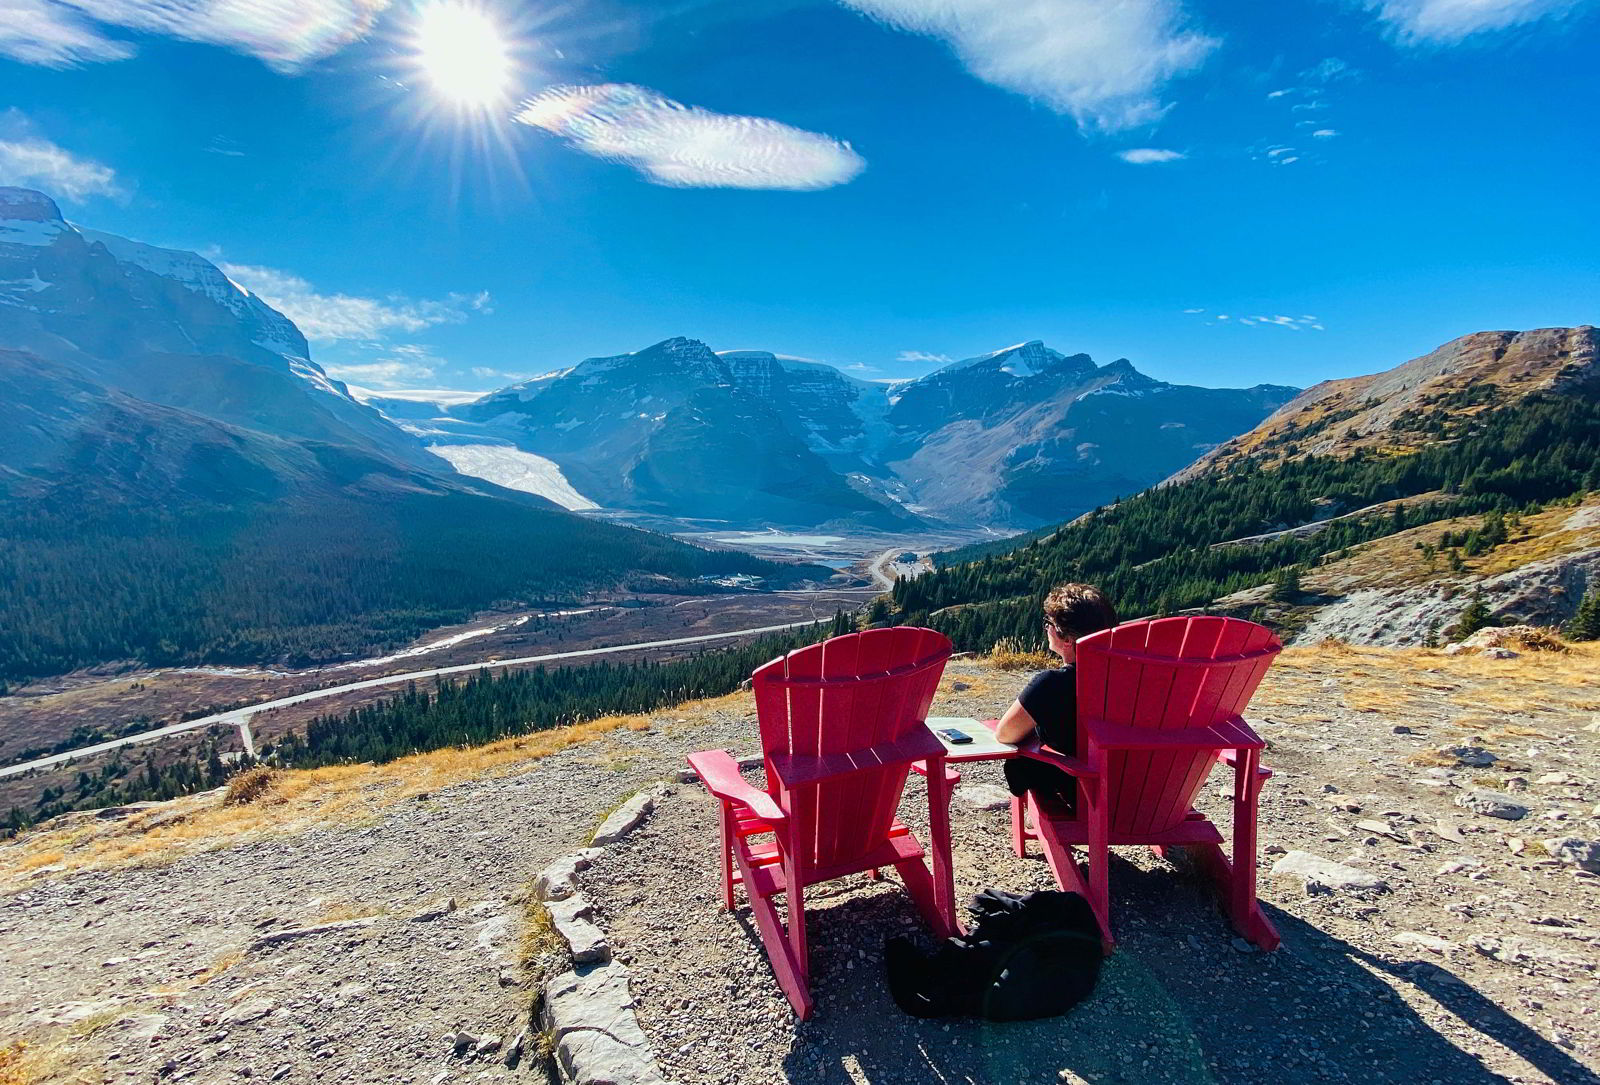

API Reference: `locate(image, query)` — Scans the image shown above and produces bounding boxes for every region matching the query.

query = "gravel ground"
[4,652,1597,1085]
[0,710,762,1085]
[581,660,1600,1085]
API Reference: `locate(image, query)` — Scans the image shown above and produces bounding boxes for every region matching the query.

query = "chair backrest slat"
[1076,616,1279,836]
[753,627,952,870]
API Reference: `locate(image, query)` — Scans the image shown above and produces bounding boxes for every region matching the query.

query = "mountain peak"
[0,187,63,222]
[0,188,69,248]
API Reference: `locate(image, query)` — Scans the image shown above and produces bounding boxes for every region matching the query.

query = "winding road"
[0,620,822,780]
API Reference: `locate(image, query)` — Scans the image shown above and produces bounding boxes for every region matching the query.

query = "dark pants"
[1003,756,1077,813]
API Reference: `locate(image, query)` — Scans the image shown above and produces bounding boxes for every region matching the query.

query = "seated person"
[994,583,1119,809]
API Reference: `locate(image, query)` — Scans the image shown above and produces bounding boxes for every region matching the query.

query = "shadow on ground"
[765,856,1596,1085]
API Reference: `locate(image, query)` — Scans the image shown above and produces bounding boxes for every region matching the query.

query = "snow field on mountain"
[425,443,600,510]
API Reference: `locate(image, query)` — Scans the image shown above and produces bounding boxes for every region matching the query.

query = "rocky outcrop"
[1292,543,1599,646]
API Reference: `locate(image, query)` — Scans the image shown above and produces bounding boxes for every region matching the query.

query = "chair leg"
[718,801,736,910]
[1084,778,1111,949]
[1228,749,1280,951]
[924,755,958,935]
[1010,796,1027,857]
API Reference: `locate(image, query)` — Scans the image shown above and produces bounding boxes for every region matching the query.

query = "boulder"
[546,895,609,965]
[1435,744,1497,767]
[1454,790,1530,820]
[1271,850,1389,894]
[1541,837,1600,874]
[955,784,1013,812]
[591,787,667,846]
[536,849,602,902]
[543,965,667,1085]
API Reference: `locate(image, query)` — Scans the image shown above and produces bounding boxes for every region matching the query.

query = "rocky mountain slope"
[1174,326,1598,481]
[387,338,1296,530]
[0,189,783,680]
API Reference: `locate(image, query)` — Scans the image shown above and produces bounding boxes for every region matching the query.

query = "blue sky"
[2,0,1596,392]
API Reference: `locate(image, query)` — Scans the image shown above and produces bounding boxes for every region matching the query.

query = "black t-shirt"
[1018,665,1076,754]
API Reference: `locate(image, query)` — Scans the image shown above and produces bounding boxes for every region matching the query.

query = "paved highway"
[0,620,822,779]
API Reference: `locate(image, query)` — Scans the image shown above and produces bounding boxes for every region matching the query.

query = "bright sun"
[414,2,512,108]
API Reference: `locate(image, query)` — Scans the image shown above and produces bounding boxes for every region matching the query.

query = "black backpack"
[885,889,1104,1020]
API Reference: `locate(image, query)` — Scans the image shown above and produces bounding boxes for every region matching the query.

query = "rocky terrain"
[3,643,1597,1084]
[1174,326,1598,481]
[1207,497,1600,647]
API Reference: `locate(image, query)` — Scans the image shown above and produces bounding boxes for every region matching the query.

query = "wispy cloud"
[897,350,952,365]
[219,262,489,342]
[514,84,865,191]
[1363,0,1587,43]
[1261,57,1354,162]
[1118,148,1186,164]
[323,345,441,389]
[0,110,122,199]
[837,0,1217,133]
[1187,309,1325,331]
[1,0,389,71]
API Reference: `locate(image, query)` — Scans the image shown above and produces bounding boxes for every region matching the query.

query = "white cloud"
[514,84,865,191]
[1,0,389,70]
[837,0,1217,132]
[470,366,520,381]
[219,262,489,342]
[0,0,132,65]
[1364,0,1587,43]
[1189,310,1327,332]
[0,110,122,199]
[1118,147,1185,164]
[1312,128,1339,139]
[897,350,952,364]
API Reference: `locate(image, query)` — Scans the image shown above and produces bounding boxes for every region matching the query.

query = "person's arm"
[994,698,1039,745]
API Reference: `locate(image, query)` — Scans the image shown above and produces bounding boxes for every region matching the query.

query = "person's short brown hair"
[1043,582,1118,639]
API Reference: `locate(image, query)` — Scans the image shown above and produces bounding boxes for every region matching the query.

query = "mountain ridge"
[380,335,1298,530]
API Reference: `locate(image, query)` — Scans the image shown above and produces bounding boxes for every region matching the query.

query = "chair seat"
[731,818,921,896]
[1033,798,1224,846]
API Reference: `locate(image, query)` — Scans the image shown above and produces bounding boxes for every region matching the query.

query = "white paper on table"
[925,716,1017,759]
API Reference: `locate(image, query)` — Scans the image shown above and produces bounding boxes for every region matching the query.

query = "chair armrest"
[768,727,948,788]
[1014,740,1097,779]
[1217,747,1273,779]
[1083,714,1266,752]
[685,749,786,824]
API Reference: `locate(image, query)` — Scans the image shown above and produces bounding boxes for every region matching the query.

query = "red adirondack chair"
[1003,616,1282,951]
[686,627,958,1019]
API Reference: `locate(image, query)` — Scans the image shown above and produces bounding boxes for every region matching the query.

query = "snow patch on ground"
[426,444,599,510]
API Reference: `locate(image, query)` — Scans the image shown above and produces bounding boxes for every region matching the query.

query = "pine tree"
[1565,587,1600,641]
[1450,592,1492,641]
[1271,566,1303,603]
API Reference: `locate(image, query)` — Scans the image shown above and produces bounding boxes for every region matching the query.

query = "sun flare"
[413,2,512,108]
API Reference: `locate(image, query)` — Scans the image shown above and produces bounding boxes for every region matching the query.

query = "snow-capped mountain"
[394,337,1298,530]
[0,186,431,471]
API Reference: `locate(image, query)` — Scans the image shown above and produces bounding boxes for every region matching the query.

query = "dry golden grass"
[0,700,730,889]
[222,767,278,806]
[520,898,562,970]
[983,639,1057,672]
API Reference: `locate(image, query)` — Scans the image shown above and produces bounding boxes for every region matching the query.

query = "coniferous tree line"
[3,617,853,835]
[3,733,245,836]
[0,490,786,680]
[891,391,1600,651]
